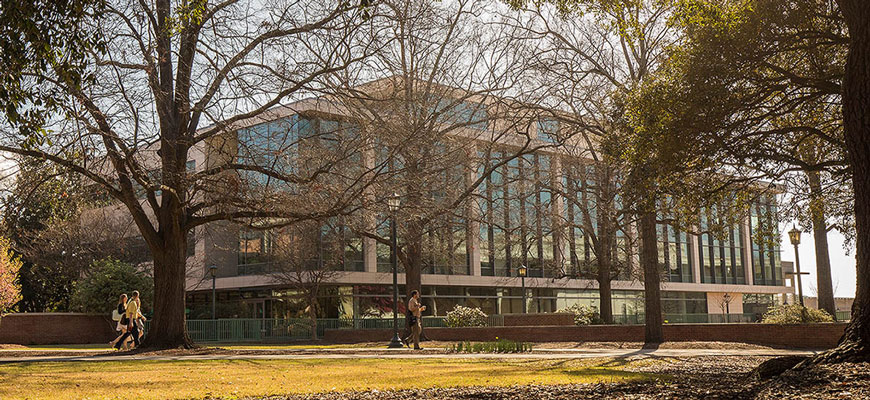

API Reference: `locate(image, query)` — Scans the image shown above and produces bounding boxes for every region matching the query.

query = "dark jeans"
[115,322,140,348]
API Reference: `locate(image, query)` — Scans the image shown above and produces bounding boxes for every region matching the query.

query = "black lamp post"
[787,225,807,307]
[722,293,731,322]
[208,264,218,320]
[387,193,404,348]
[518,265,527,314]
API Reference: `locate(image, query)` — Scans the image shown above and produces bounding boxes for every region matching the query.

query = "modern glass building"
[167,89,794,323]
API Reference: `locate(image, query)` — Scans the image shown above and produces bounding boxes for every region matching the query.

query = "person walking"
[403,290,426,350]
[109,294,128,349]
[134,295,147,342]
[114,291,143,350]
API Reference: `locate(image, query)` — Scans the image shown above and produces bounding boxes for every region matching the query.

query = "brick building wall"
[0,313,117,345]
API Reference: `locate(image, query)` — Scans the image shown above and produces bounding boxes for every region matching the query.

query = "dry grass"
[0,358,660,400]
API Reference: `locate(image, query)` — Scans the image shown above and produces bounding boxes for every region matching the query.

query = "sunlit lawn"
[0,358,663,400]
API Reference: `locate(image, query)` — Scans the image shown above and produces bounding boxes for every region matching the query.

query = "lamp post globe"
[788,225,801,246]
[518,265,527,314]
[388,192,400,212]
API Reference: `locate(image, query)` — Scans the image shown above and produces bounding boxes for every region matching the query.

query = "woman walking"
[109,294,129,349]
[114,291,143,350]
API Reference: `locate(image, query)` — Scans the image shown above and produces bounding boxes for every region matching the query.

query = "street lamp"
[787,225,807,307]
[208,265,218,320]
[722,293,731,322]
[387,193,404,348]
[517,265,528,314]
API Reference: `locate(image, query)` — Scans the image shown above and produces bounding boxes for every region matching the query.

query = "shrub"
[762,304,834,324]
[0,237,22,314]
[70,258,153,314]
[557,303,601,325]
[444,305,488,327]
[447,339,533,353]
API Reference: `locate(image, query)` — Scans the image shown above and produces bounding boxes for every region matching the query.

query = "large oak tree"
[0,0,379,348]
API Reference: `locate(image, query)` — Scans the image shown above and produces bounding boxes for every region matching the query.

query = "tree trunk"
[807,171,837,319]
[640,208,663,344]
[141,227,193,349]
[404,219,423,298]
[813,1,870,363]
[599,276,614,324]
[597,225,615,324]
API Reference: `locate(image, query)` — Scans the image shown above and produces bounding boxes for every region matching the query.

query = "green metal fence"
[836,311,852,321]
[144,312,761,343]
[163,314,507,342]
[180,317,454,342]
[613,313,758,324]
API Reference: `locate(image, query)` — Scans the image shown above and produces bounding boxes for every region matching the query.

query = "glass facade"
[537,118,560,143]
[659,222,693,282]
[237,219,364,275]
[750,198,783,286]
[432,99,488,130]
[236,114,308,190]
[561,162,630,280]
[698,208,746,284]
[218,111,792,321]
[478,151,557,278]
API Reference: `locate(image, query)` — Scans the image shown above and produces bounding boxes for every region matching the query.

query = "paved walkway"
[0,347,817,364]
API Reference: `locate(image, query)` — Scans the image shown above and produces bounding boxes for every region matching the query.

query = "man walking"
[404,290,426,350]
[114,290,143,349]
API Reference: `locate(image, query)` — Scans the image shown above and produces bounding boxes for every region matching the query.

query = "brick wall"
[323,323,848,349]
[503,313,574,326]
[0,313,117,345]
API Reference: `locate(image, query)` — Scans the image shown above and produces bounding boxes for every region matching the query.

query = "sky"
[780,222,857,299]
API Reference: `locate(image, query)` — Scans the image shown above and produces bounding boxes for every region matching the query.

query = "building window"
[238,219,364,276]
[478,151,557,278]
[659,222,693,283]
[661,292,708,315]
[236,114,310,190]
[750,198,783,286]
[743,293,779,317]
[238,229,273,275]
[563,162,630,280]
[698,207,746,284]
[433,99,488,130]
[537,118,559,143]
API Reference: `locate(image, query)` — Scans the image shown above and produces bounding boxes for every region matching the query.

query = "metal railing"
[836,311,852,321]
[148,314,507,342]
[143,312,769,343]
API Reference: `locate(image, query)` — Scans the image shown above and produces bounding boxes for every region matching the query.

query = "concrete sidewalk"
[0,347,818,363]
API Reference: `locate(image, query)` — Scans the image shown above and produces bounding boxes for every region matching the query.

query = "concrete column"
[550,155,565,275]
[363,134,377,273]
[466,144,482,276]
[690,230,702,284]
[742,219,754,285]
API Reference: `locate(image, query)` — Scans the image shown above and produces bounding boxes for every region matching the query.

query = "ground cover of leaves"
[249,357,870,400]
[0,341,774,358]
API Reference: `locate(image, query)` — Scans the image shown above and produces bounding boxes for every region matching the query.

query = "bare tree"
[505,1,675,338]
[0,0,379,348]
[325,0,561,302]
[270,221,344,340]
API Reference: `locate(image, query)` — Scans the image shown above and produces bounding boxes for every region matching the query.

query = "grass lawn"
[0,358,662,400]
[214,343,375,350]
